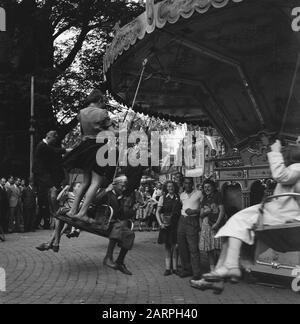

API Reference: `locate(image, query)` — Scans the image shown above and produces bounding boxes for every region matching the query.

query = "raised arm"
[94,183,114,205]
[57,185,70,203]
[268,141,300,185]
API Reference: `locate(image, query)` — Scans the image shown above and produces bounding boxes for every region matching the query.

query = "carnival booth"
[104,0,300,280]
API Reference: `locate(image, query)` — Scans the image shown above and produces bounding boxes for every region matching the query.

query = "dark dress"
[63,105,116,181]
[158,194,182,246]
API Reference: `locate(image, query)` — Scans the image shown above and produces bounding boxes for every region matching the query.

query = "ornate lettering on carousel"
[146,0,155,29]
[292,7,300,32]
[248,168,272,179]
[156,0,243,27]
[104,16,145,72]
[216,158,243,168]
[219,170,244,180]
[104,0,244,73]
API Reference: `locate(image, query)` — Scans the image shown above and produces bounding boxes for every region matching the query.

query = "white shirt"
[180,190,203,217]
[152,189,163,200]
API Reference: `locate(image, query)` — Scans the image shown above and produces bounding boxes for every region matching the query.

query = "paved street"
[0,230,299,304]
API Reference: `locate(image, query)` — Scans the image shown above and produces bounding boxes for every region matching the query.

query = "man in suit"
[33,131,66,229]
[0,178,8,233]
[5,176,23,233]
[22,179,37,232]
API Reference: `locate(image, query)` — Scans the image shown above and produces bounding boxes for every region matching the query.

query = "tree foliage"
[0,0,145,175]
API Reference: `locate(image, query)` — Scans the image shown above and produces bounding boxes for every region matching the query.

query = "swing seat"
[55,205,113,238]
[55,205,135,238]
[254,194,300,253]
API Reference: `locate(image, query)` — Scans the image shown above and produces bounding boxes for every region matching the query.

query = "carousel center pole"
[280,53,300,136]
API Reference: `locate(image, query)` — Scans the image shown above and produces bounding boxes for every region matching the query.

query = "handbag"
[208,212,219,227]
[162,214,172,227]
[207,211,227,229]
[160,194,181,227]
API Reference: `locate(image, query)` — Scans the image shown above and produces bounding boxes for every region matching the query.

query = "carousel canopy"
[104,0,300,147]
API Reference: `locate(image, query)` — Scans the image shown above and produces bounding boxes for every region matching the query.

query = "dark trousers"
[23,207,36,232]
[177,215,201,277]
[106,239,129,265]
[0,207,8,233]
[36,186,58,229]
[36,186,50,229]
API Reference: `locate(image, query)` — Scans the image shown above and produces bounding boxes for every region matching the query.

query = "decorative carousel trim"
[104,0,244,74]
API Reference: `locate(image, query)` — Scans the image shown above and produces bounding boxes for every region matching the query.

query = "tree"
[0,0,144,176]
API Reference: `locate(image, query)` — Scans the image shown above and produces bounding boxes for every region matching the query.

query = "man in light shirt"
[5,176,23,233]
[178,178,203,280]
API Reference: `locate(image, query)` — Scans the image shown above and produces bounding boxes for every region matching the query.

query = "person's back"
[33,132,65,187]
[33,141,54,175]
[264,155,300,225]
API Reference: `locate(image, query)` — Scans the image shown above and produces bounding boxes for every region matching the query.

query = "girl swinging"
[63,89,116,224]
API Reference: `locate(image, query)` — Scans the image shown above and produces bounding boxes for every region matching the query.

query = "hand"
[271,140,282,153]
[105,184,114,193]
[212,224,219,232]
[204,206,212,214]
[186,209,196,216]
[160,223,166,230]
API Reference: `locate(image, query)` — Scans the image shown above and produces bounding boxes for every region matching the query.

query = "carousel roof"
[104,0,300,147]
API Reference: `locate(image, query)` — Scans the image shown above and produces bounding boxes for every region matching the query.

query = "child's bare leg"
[53,219,65,246]
[165,245,172,271]
[67,172,91,218]
[60,223,69,236]
[172,245,179,271]
[208,251,216,272]
[45,219,63,246]
[74,172,105,220]
[47,231,56,246]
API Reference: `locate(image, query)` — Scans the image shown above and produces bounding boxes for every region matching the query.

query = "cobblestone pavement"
[0,230,299,304]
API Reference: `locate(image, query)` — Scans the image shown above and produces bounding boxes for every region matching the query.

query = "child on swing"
[63,89,116,224]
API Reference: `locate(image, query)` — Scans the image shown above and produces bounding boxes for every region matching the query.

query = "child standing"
[156,181,181,276]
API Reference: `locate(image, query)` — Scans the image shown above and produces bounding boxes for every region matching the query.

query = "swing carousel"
[103,0,300,280]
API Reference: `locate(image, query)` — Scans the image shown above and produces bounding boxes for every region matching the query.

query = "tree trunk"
[0,0,57,177]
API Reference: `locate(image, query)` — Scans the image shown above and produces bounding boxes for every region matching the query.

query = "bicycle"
[0,225,5,242]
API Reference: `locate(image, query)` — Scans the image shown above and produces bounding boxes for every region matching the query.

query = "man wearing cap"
[33,131,66,229]
[95,175,136,276]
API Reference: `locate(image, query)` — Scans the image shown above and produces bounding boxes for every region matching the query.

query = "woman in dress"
[199,180,225,272]
[156,181,182,276]
[63,89,116,224]
[201,140,300,283]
